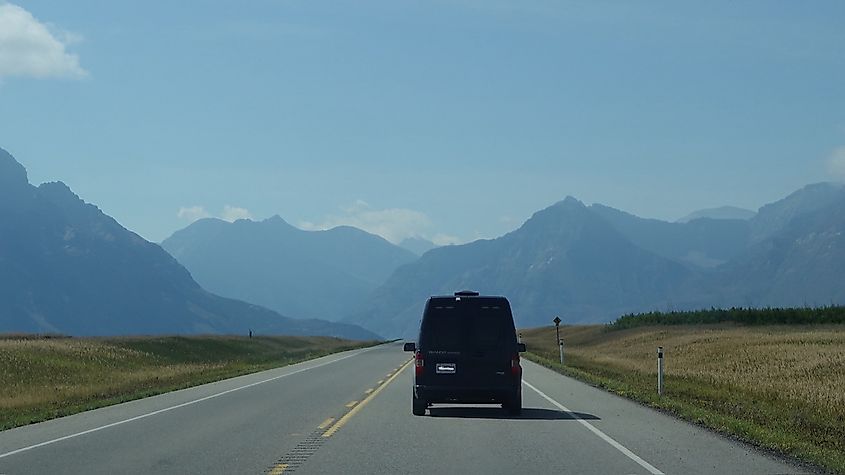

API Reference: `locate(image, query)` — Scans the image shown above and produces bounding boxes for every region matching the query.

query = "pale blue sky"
[1,1,844,243]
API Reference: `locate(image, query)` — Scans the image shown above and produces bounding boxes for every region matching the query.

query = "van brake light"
[511,353,521,376]
[415,351,424,376]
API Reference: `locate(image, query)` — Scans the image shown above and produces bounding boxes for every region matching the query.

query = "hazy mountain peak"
[161,215,417,321]
[255,215,298,232]
[0,147,29,190]
[556,196,586,208]
[38,181,82,203]
[525,196,589,226]
[763,182,845,211]
[751,182,845,243]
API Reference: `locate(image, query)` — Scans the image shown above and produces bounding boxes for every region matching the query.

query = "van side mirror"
[403,342,416,352]
[517,343,526,353]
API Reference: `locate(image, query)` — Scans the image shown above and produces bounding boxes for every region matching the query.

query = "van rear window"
[420,302,515,351]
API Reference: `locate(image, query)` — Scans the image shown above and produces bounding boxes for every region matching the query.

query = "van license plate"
[436,363,456,374]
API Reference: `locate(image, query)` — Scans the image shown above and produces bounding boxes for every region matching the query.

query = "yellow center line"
[268,463,288,474]
[345,401,359,408]
[317,417,335,430]
[323,358,413,438]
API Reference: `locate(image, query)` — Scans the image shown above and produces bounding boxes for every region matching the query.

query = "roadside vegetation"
[0,334,379,431]
[520,319,845,474]
[608,306,845,330]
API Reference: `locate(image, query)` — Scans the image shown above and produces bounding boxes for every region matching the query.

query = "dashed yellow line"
[377,380,384,385]
[317,417,335,430]
[323,358,413,438]
[345,400,358,408]
[364,388,374,394]
[268,463,288,474]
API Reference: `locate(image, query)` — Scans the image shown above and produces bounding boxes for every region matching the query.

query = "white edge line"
[0,348,370,460]
[523,379,664,475]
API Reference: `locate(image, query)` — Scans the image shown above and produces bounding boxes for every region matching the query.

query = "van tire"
[412,392,426,416]
[504,392,522,415]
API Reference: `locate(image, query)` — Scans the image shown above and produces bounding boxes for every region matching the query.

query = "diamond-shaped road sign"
[553,316,561,326]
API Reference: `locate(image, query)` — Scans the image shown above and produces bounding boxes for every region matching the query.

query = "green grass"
[0,334,380,431]
[521,324,844,474]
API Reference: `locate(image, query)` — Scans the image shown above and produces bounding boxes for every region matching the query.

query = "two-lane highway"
[0,342,810,474]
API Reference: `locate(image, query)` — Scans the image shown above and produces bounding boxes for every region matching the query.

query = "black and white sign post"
[553,316,563,365]
[657,346,665,396]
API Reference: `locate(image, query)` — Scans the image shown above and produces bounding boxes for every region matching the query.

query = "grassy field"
[520,324,845,474]
[0,334,379,431]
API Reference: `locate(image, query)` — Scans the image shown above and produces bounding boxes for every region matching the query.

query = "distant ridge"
[398,236,438,256]
[0,147,378,340]
[161,215,418,321]
[676,206,756,223]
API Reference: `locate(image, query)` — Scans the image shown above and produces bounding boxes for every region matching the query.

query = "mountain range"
[5,146,845,341]
[0,148,377,339]
[161,217,417,321]
[344,183,845,337]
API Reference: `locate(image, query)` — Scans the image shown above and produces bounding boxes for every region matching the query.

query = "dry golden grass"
[540,325,845,407]
[0,334,377,430]
[521,324,845,473]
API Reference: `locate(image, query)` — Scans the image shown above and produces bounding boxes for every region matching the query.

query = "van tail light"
[415,351,424,376]
[511,353,521,376]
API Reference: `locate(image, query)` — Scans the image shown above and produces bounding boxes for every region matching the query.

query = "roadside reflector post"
[553,316,563,365]
[559,339,564,366]
[657,346,664,397]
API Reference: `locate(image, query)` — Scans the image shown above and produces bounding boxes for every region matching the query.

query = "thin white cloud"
[177,206,211,223]
[220,205,252,222]
[827,146,845,181]
[299,200,434,244]
[0,3,87,79]
[177,205,252,223]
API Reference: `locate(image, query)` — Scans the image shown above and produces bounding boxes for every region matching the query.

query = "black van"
[403,291,526,416]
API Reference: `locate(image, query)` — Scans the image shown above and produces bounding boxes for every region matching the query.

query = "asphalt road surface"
[0,341,811,474]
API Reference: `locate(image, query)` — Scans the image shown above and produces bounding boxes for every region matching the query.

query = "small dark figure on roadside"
[249,329,253,339]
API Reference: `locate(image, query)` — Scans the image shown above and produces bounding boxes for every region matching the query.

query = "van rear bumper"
[415,384,519,404]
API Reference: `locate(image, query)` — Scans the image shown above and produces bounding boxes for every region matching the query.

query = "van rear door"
[463,303,515,389]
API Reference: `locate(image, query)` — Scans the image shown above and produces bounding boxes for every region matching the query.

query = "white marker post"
[559,339,564,366]
[657,346,664,397]
[553,316,563,365]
